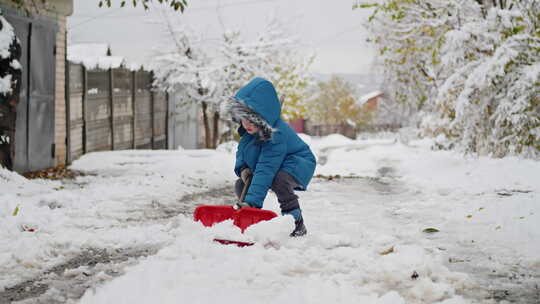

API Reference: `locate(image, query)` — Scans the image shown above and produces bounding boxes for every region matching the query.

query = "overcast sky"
[67,0,376,75]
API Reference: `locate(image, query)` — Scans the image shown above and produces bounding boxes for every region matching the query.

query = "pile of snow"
[80,212,469,304]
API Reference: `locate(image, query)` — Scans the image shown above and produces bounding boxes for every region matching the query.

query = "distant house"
[288,119,305,134]
[0,0,74,173]
[357,90,383,111]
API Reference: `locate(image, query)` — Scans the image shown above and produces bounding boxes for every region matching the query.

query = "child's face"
[241,119,259,134]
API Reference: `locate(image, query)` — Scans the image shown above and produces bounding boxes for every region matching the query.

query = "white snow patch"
[0,15,15,59]
[68,43,125,69]
[0,74,11,94]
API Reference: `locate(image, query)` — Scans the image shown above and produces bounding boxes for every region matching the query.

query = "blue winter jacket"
[233,78,316,208]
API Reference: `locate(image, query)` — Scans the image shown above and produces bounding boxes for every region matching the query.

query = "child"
[226,77,316,237]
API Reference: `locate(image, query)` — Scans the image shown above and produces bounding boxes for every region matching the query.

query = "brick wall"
[54,15,66,166]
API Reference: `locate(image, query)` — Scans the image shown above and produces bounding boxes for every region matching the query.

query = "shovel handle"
[239,174,252,203]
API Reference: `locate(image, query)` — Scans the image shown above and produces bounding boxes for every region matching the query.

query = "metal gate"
[168,92,199,150]
[3,9,57,173]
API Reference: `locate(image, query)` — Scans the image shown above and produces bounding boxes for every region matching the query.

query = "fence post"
[131,70,136,149]
[82,65,87,154]
[109,68,115,150]
[65,59,71,165]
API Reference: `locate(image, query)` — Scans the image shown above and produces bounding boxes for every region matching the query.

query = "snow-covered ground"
[1,134,539,303]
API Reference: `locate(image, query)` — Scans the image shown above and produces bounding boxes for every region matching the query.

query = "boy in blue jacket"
[226,77,316,237]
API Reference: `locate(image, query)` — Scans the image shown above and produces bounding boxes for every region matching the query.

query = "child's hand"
[241,168,252,183]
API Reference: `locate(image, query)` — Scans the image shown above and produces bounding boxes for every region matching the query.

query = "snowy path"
[2,136,539,303]
[79,175,539,304]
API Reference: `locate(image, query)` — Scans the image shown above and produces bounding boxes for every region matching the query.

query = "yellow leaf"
[466,215,472,219]
[12,205,20,216]
[380,246,394,255]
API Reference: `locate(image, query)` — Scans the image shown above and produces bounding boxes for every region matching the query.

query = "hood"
[234,78,281,126]
[226,77,281,140]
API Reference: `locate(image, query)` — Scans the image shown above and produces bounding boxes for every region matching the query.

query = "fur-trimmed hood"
[225,78,281,141]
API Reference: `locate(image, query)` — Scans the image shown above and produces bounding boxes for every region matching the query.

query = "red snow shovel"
[194,175,277,247]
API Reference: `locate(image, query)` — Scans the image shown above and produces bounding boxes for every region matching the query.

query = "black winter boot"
[290,218,307,237]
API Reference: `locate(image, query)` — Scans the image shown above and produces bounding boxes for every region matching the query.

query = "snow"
[310,133,355,149]
[0,149,235,291]
[0,14,16,95]
[0,15,15,60]
[68,43,125,70]
[10,59,21,69]
[0,74,11,94]
[1,134,539,303]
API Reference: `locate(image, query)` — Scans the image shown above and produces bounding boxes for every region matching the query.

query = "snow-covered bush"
[358,0,540,158]
[436,3,540,157]
[0,13,20,100]
[1,12,22,170]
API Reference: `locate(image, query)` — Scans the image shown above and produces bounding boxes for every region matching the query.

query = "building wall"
[366,98,378,111]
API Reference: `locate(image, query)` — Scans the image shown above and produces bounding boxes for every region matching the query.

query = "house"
[0,0,73,173]
[358,90,383,111]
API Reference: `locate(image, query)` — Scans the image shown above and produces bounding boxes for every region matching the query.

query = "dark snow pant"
[235,170,300,213]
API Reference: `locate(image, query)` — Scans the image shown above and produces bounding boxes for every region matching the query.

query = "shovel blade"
[194,205,278,231]
[234,207,278,232]
[194,205,236,227]
[213,238,254,247]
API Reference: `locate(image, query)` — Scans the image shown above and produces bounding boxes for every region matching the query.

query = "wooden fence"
[65,62,168,164]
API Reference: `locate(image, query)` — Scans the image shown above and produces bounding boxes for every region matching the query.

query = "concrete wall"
[168,93,199,150]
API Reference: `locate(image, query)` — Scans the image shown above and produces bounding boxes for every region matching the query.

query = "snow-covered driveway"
[1,135,539,303]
